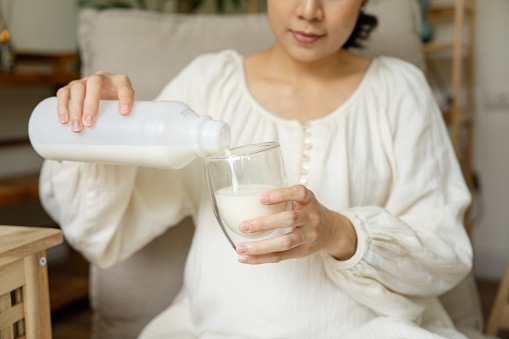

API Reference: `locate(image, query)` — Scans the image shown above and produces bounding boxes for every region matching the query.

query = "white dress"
[40,50,476,338]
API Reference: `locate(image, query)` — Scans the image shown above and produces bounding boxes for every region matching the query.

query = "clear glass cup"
[204,142,291,249]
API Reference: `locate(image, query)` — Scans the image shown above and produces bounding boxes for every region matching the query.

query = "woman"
[41,0,478,338]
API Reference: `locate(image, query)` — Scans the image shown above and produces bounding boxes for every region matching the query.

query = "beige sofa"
[76,2,485,338]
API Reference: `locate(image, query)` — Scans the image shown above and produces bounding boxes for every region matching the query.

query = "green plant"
[78,0,243,13]
[78,0,171,11]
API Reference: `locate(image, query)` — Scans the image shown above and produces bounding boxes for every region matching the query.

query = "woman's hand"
[56,71,135,133]
[236,185,357,264]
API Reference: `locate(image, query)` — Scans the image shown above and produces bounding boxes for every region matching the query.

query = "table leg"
[23,250,52,339]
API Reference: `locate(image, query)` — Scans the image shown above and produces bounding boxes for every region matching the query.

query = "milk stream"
[222,148,239,194]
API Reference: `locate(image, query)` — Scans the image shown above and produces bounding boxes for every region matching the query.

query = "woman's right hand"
[56,71,135,133]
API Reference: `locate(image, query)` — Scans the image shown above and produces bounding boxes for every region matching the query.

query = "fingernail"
[120,104,131,114]
[240,222,251,233]
[236,244,247,254]
[238,256,247,263]
[84,115,95,127]
[261,193,270,204]
[72,120,82,132]
[59,114,68,124]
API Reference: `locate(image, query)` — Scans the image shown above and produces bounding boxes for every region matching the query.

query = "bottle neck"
[194,116,231,157]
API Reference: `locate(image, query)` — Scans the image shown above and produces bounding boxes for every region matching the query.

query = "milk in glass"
[215,184,286,239]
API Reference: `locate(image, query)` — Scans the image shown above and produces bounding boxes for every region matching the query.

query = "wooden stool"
[0,226,63,339]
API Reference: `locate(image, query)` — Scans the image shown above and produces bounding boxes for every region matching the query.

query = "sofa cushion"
[89,218,194,339]
[355,0,425,71]
[78,10,274,100]
[78,0,425,101]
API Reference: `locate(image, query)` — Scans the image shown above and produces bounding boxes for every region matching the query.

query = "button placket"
[299,123,312,186]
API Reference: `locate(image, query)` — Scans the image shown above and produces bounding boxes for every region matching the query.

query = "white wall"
[429,0,509,280]
[7,0,79,53]
[470,0,509,280]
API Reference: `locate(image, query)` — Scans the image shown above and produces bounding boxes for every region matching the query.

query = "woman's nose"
[296,0,324,21]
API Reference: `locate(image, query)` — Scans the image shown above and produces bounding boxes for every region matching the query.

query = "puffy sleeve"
[40,161,203,268]
[320,59,473,322]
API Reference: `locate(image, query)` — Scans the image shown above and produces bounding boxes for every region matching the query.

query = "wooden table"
[0,226,63,339]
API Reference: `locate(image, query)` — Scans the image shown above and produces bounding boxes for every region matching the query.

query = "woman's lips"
[292,30,323,44]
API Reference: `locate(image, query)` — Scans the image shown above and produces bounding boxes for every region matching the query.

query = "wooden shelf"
[0,71,80,86]
[0,137,30,148]
[442,109,473,125]
[424,1,475,54]
[425,0,476,238]
[429,3,474,15]
[0,53,80,206]
[0,173,40,207]
[0,52,80,86]
[423,41,472,53]
[423,41,455,52]
[429,5,455,15]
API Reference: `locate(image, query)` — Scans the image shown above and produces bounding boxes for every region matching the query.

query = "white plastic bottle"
[28,97,231,169]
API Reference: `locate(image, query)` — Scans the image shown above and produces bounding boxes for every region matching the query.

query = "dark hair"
[343,12,378,49]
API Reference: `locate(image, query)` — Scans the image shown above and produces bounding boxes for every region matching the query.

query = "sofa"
[75,1,486,338]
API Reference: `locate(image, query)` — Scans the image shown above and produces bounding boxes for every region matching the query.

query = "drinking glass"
[204,142,290,249]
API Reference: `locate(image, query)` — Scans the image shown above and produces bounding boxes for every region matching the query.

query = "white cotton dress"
[40,50,478,339]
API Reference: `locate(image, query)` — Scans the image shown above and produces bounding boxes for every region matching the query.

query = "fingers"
[237,230,309,265]
[240,209,304,235]
[69,80,86,133]
[57,77,91,132]
[260,185,312,205]
[237,228,305,255]
[82,74,105,127]
[237,185,326,265]
[238,248,301,265]
[54,71,135,132]
[111,73,135,115]
[56,87,70,124]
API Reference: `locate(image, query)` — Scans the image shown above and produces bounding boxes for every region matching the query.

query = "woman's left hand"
[236,185,357,264]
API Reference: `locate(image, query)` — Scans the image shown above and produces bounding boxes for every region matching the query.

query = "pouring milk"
[29,98,285,240]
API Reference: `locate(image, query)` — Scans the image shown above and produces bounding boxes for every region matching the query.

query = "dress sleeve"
[320,61,473,322]
[39,161,199,268]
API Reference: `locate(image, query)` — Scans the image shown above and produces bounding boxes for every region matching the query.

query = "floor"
[52,299,93,339]
[50,274,509,339]
[477,279,509,339]
[49,247,92,339]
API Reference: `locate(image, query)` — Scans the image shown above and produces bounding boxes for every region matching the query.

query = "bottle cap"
[198,119,231,156]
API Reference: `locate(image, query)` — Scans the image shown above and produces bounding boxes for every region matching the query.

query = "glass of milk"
[204,142,291,249]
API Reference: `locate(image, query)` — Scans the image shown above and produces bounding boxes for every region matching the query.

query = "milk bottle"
[28,97,231,169]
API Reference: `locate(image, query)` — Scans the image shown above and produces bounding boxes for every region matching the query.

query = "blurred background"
[0,0,508,338]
